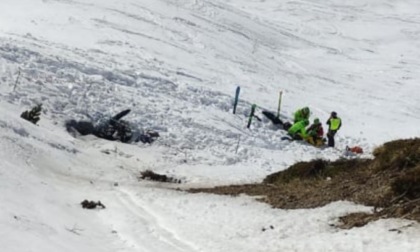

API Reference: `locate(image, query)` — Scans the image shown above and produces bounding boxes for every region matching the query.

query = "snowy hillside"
[1,0,420,251]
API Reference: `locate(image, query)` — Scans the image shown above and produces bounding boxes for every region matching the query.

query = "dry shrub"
[189,138,420,228]
[264,158,369,185]
[338,212,376,229]
[373,139,420,171]
[264,159,328,184]
[139,170,182,183]
[391,165,420,199]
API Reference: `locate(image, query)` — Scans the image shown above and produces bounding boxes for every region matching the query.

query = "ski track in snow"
[107,188,198,252]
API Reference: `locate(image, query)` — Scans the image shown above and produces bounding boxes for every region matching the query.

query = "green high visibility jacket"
[288,120,308,138]
[294,109,309,123]
[327,117,342,131]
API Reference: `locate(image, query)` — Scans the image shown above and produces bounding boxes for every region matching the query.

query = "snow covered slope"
[1,0,420,251]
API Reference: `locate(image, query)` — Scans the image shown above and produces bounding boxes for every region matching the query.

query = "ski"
[276,90,283,118]
[233,86,240,114]
[247,104,257,128]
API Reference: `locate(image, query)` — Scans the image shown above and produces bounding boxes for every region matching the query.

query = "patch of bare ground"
[139,170,182,183]
[189,138,420,228]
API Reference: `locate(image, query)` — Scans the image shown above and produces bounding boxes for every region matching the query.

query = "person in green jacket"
[326,111,342,147]
[294,107,310,123]
[306,118,325,146]
[288,119,310,140]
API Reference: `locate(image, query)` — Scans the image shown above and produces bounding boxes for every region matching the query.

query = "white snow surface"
[1,0,420,251]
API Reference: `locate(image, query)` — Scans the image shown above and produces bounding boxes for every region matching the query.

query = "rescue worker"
[326,111,342,147]
[293,107,310,123]
[287,119,310,140]
[306,118,324,146]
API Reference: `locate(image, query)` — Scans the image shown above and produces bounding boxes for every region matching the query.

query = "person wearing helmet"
[326,111,342,147]
[293,107,310,123]
[287,119,309,140]
[306,118,324,146]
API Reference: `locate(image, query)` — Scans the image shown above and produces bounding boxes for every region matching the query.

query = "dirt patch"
[189,138,420,228]
[139,170,182,183]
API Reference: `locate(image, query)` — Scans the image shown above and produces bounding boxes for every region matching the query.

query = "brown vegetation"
[189,138,420,228]
[139,170,182,183]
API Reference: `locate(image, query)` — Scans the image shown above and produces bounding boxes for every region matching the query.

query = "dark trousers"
[327,130,337,147]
